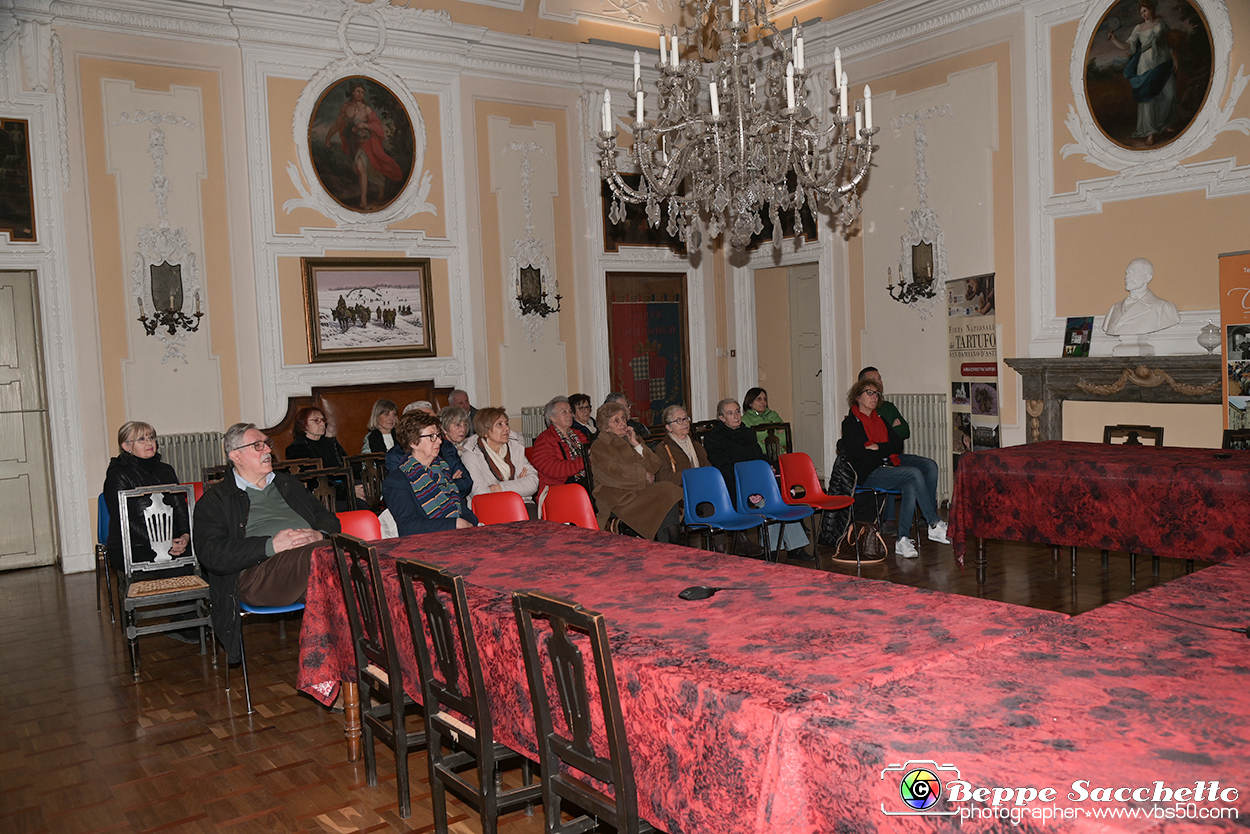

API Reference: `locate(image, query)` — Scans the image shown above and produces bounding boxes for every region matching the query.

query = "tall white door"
[789,264,824,471]
[0,271,57,570]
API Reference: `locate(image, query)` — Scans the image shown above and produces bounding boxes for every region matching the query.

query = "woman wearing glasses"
[840,378,947,559]
[102,421,191,574]
[381,412,477,536]
[652,405,709,486]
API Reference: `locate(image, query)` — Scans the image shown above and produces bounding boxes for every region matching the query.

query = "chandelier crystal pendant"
[597,0,878,250]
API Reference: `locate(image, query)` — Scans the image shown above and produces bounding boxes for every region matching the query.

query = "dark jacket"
[285,433,349,469]
[839,412,904,484]
[102,451,188,571]
[194,470,340,663]
[380,453,479,536]
[363,429,394,454]
[702,421,767,498]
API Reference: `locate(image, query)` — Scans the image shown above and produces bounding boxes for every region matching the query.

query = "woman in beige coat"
[589,401,683,542]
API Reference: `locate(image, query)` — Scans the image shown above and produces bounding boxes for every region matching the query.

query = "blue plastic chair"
[733,460,815,563]
[681,467,765,555]
[96,493,115,622]
[230,601,307,715]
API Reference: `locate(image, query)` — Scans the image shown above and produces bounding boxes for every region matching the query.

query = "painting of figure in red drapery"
[310,76,415,213]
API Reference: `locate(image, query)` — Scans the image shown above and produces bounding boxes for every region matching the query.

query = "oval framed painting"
[308,76,415,213]
[1083,0,1213,150]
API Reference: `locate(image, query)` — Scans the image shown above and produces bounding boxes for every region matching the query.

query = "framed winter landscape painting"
[302,257,436,363]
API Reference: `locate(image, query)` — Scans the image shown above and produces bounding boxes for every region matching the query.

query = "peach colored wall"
[850,42,1017,424]
[79,58,241,436]
[472,100,577,408]
[279,252,454,364]
[754,266,794,417]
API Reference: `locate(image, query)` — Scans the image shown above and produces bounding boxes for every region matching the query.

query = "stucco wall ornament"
[888,107,954,320]
[1061,0,1248,176]
[285,0,436,228]
[127,122,204,364]
[505,141,555,343]
[1075,365,1219,396]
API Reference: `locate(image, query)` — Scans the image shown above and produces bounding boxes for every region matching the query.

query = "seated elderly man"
[194,422,341,665]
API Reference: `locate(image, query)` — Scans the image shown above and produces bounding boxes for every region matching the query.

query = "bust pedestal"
[1111,335,1156,357]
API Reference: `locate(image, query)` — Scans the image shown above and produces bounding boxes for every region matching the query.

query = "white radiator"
[161,431,225,483]
[890,393,951,504]
[519,406,546,445]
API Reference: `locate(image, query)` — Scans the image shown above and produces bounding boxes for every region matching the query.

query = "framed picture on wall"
[1083,0,1213,150]
[307,77,416,213]
[0,118,36,242]
[302,257,436,363]
[605,272,690,429]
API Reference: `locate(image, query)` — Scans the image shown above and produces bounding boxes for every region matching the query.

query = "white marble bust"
[1102,258,1179,355]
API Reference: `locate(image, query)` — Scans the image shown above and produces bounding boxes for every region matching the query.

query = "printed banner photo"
[1219,250,1250,431]
[948,273,1000,471]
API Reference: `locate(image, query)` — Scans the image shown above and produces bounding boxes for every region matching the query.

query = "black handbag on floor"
[818,454,857,547]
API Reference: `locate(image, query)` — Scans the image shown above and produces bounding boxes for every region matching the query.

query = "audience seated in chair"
[194,422,341,665]
[380,411,478,536]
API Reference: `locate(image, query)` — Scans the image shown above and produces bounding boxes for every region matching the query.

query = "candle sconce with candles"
[137,261,204,337]
[887,241,938,306]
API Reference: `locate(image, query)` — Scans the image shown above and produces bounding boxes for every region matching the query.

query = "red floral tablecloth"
[948,441,1250,564]
[296,522,1065,834]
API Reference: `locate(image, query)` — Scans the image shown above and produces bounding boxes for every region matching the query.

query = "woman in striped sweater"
[381,411,478,536]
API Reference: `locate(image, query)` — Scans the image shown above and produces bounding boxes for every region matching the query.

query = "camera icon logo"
[880,760,961,817]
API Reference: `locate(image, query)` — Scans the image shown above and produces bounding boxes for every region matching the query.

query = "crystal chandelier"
[597,0,878,251]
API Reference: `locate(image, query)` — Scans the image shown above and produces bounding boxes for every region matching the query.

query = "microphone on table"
[677,584,820,601]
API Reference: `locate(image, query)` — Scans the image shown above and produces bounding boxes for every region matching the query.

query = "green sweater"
[877,400,910,440]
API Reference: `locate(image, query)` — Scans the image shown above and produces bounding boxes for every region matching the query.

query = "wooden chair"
[272,457,323,474]
[201,464,228,488]
[690,419,719,447]
[748,421,792,468]
[347,452,387,511]
[332,533,426,818]
[1101,425,1164,579]
[512,591,655,834]
[1103,424,1164,446]
[117,485,213,680]
[296,466,355,512]
[540,483,598,530]
[472,491,529,524]
[397,560,540,833]
[1222,429,1250,450]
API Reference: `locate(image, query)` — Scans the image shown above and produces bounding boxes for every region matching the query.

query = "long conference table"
[949,441,1250,582]
[296,522,1250,832]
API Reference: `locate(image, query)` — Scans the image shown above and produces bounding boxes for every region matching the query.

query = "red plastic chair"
[187,481,205,502]
[337,509,383,540]
[540,484,598,530]
[778,453,854,512]
[472,491,529,525]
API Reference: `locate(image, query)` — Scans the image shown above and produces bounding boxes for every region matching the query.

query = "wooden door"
[788,263,824,471]
[0,271,57,569]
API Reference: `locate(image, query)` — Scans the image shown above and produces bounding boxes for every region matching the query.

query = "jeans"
[863,454,940,535]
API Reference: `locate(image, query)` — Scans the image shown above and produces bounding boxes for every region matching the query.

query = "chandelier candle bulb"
[864,85,872,130]
[633,51,640,87]
[786,62,795,110]
[602,89,611,132]
[636,88,644,123]
[659,30,667,66]
[796,36,804,71]
[710,81,720,119]
[137,296,144,316]
[839,71,848,118]
[855,106,862,135]
[194,291,200,315]
[732,0,738,25]
[834,47,842,87]
[671,25,679,68]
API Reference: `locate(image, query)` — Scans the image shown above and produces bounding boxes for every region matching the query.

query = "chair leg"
[394,728,411,819]
[1151,554,1160,576]
[127,610,141,681]
[94,547,104,612]
[239,620,254,715]
[1101,549,1109,570]
[1129,552,1137,584]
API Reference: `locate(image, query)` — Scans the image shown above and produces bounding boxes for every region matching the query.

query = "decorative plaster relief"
[505,141,554,343]
[1061,0,1248,177]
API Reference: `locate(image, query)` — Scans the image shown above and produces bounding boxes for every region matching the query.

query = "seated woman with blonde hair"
[589,400,683,542]
[460,407,539,506]
[381,411,477,535]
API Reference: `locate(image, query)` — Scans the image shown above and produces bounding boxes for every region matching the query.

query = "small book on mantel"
[1063,316,1094,357]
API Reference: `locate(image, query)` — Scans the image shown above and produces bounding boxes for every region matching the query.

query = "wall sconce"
[887,241,938,306]
[137,261,204,336]
[516,265,561,318]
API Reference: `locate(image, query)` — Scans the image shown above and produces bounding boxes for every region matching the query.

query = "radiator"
[890,393,951,504]
[161,431,225,483]
[519,406,546,445]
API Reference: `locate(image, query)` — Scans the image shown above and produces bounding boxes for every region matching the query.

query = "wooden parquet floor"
[0,539,1209,833]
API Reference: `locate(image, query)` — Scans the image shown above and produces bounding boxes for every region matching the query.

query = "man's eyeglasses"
[231,439,274,453]
[666,416,691,425]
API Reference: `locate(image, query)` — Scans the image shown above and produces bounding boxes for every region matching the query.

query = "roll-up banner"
[1219,250,1250,430]
[948,273,1000,471]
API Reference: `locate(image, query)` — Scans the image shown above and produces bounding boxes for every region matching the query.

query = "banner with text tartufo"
[948,274,999,471]
[1219,250,1250,432]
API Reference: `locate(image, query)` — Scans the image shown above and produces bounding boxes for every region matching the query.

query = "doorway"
[0,270,58,569]
[753,262,823,463]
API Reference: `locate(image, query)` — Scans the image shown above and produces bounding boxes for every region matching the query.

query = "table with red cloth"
[948,441,1250,579]
[800,554,1250,832]
[296,522,1065,834]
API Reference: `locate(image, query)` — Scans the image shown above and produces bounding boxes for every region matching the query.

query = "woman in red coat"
[528,396,590,513]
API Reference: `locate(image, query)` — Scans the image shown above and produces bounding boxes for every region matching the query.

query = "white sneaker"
[895,536,918,558]
[927,521,950,544]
